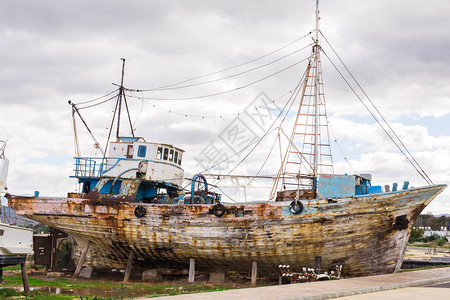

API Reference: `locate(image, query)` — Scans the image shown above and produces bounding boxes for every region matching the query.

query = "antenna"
[315,0,320,44]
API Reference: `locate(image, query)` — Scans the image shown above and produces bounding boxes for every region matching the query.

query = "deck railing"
[73,157,119,178]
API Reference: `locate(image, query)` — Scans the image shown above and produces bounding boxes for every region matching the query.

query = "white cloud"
[1,1,449,213]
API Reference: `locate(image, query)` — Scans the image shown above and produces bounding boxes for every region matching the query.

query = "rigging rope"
[135,32,313,91]
[212,68,309,187]
[320,45,433,185]
[76,94,117,110]
[71,89,119,105]
[127,90,292,119]
[320,30,433,184]
[131,44,314,92]
[124,55,313,101]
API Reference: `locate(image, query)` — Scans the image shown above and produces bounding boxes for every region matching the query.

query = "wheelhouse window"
[178,152,182,165]
[126,145,133,159]
[169,149,174,161]
[163,148,169,160]
[174,151,178,164]
[137,145,147,158]
[157,147,162,160]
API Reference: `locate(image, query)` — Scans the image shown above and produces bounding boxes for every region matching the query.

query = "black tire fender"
[134,205,146,218]
[213,203,226,217]
[290,200,303,215]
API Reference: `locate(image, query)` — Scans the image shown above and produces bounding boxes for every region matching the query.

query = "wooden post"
[21,263,30,295]
[188,258,195,283]
[315,256,322,274]
[123,251,134,283]
[73,240,90,279]
[251,261,257,286]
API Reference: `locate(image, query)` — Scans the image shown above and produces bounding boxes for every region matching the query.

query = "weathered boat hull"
[8,184,446,276]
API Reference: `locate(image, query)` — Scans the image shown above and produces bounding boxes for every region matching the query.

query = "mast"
[116,58,126,140]
[270,0,333,199]
[313,0,320,177]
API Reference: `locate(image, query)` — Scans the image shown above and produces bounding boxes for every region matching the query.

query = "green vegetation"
[409,227,425,243]
[415,214,449,231]
[0,289,79,300]
[408,231,448,246]
[3,264,21,271]
[32,223,51,234]
[0,271,240,299]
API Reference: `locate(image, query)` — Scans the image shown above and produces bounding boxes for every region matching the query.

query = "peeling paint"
[7,184,446,276]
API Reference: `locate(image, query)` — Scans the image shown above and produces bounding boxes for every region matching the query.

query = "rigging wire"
[132,90,145,129]
[71,89,119,105]
[124,55,313,101]
[320,30,433,184]
[76,94,117,110]
[242,130,280,188]
[320,47,433,185]
[212,68,309,186]
[131,44,314,92]
[327,122,359,175]
[138,32,313,91]
[127,90,293,119]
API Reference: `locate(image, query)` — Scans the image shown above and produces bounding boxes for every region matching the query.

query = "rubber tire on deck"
[290,200,303,215]
[213,203,226,217]
[134,205,146,218]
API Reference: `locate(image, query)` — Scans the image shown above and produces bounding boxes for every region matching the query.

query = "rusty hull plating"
[8,184,446,276]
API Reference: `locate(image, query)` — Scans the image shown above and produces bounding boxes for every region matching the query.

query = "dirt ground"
[405,246,450,261]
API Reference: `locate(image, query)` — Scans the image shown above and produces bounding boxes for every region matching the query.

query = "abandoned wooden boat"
[7,2,446,277]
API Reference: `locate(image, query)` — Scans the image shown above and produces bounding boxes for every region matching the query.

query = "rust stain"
[6,184,447,276]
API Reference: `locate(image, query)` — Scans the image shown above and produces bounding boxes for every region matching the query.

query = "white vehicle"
[0,140,33,282]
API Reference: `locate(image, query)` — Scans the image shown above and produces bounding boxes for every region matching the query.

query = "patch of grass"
[2,264,21,271]
[2,274,75,287]
[0,288,22,298]
[1,272,241,299]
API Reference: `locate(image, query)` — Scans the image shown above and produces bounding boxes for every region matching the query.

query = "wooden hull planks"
[8,184,446,276]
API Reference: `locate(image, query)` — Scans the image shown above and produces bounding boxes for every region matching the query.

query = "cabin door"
[126,145,134,158]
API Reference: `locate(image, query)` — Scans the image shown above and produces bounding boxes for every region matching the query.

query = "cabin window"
[169,149,174,161]
[0,229,4,236]
[163,148,169,160]
[178,153,182,165]
[137,145,147,158]
[174,151,178,164]
[157,188,167,195]
[126,145,133,159]
[157,147,162,160]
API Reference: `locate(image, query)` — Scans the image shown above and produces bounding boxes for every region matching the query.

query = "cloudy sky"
[1,0,449,214]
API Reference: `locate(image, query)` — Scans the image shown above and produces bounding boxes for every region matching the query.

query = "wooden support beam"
[123,251,134,283]
[73,240,90,279]
[188,258,195,283]
[251,261,257,286]
[315,256,322,274]
[21,263,30,295]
